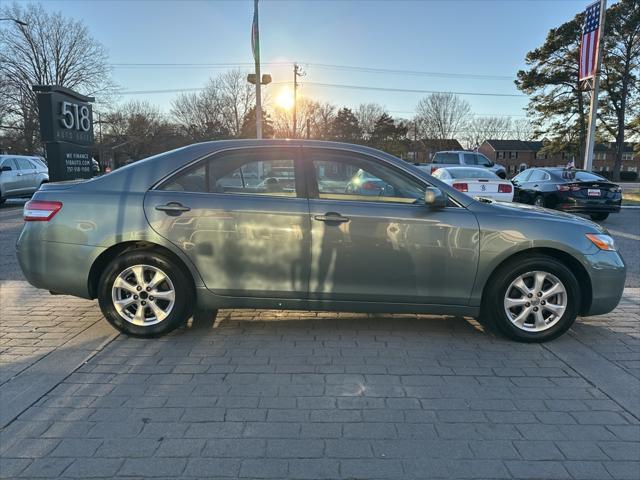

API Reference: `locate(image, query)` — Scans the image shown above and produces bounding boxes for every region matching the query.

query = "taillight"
[362,181,378,190]
[498,184,512,193]
[452,182,468,192]
[557,184,581,191]
[609,186,622,193]
[24,200,63,221]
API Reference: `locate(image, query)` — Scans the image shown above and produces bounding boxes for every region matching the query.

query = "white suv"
[0,155,49,204]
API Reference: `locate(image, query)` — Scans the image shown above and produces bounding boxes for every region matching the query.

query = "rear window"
[433,152,460,164]
[560,170,606,182]
[449,168,499,180]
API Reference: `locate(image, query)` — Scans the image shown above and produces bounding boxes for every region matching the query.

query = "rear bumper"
[16,226,103,299]
[582,250,626,316]
[556,197,621,214]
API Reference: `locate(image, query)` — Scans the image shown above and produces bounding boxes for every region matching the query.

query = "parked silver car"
[0,155,49,204]
[417,151,507,178]
[16,140,625,342]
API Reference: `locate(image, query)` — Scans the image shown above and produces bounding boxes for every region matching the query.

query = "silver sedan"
[16,140,626,342]
[0,155,49,203]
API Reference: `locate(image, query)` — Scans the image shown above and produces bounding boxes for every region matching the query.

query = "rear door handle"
[314,212,350,224]
[155,202,191,215]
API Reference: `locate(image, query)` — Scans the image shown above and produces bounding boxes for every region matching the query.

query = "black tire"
[98,250,194,338]
[533,195,546,207]
[590,212,609,221]
[481,255,580,342]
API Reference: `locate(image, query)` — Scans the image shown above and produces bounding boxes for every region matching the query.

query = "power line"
[110,61,514,81]
[303,63,514,81]
[304,81,527,98]
[116,81,525,98]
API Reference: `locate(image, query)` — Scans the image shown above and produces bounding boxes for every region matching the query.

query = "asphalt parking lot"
[1,201,638,479]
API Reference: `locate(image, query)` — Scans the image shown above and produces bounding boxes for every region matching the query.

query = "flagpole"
[253,0,263,140]
[583,0,606,171]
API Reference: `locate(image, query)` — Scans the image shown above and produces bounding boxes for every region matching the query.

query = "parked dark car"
[16,140,626,343]
[512,168,622,221]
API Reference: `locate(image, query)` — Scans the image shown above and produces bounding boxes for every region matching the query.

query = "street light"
[0,18,29,27]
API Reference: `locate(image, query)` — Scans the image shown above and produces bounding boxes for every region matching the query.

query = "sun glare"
[276,88,295,110]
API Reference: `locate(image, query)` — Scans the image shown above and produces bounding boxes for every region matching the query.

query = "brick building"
[479,139,639,177]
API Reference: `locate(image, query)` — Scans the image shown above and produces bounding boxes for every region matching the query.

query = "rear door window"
[15,158,33,170]
[528,170,548,182]
[463,153,477,165]
[513,170,532,182]
[160,148,300,198]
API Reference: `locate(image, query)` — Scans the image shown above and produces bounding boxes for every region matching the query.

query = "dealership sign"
[34,85,95,181]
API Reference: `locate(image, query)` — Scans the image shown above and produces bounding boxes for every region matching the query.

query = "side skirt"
[195,287,479,317]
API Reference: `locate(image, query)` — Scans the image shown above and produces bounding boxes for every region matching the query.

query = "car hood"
[471,199,607,233]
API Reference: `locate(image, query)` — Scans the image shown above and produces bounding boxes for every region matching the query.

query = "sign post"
[33,85,95,181]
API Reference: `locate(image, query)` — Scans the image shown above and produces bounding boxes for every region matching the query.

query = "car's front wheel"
[98,250,194,337]
[482,256,580,342]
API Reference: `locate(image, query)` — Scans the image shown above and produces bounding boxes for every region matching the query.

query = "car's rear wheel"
[533,195,545,207]
[482,256,580,342]
[98,251,194,337]
[590,212,609,221]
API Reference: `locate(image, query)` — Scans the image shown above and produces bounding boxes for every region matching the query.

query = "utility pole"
[252,0,262,139]
[583,0,607,172]
[292,63,305,138]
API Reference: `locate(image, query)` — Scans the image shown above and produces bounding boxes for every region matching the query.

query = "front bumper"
[582,250,626,316]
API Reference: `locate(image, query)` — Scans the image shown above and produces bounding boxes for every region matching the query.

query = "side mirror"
[424,187,447,209]
[0,165,11,172]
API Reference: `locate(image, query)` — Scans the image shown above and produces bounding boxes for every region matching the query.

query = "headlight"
[586,233,617,251]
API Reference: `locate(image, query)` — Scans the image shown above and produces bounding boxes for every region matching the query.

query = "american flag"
[579,1,601,81]
[251,0,259,62]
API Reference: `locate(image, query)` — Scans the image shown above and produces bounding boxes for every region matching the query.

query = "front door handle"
[155,202,191,216]
[314,212,350,224]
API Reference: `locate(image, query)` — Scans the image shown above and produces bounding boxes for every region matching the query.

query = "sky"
[23,0,595,120]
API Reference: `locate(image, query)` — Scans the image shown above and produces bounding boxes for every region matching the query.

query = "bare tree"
[511,118,535,141]
[309,102,337,139]
[462,116,513,148]
[271,97,334,139]
[171,78,229,141]
[219,69,255,138]
[102,100,180,162]
[0,2,113,153]
[356,103,386,139]
[415,93,471,140]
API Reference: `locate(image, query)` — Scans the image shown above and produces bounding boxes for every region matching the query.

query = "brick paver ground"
[1,206,639,479]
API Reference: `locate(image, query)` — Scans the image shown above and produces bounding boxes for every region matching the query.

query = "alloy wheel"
[503,271,567,332]
[111,264,175,326]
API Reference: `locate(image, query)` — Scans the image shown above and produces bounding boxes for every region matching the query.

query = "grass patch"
[622,189,640,206]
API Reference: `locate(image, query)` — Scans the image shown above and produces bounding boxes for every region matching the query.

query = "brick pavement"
[0,284,638,479]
